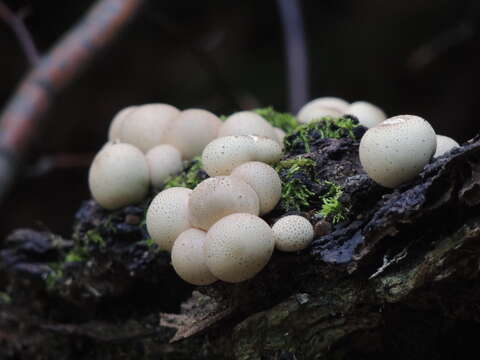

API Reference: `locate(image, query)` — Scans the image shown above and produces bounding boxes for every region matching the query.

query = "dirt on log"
[1,121,480,359]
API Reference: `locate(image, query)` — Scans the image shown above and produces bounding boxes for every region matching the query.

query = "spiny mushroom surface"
[434,135,460,157]
[272,215,314,252]
[119,103,180,152]
[231,161,282,215]
[359,115,437,188]
[189,176,259,230]
[146,187,192,252]
[165,109,222,160]
[218,111,278,142]
[204,213,274,283]
[88,142,149,210]
[345,101,386,128]
[146,144,183,188]
[171,228,217,285]
[108,105,137,141]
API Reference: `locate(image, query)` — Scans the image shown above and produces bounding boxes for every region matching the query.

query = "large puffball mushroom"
[274,127,286,144]
[171,228,218,285]
[146,144,183,188]
[434,135,460,157]
[88,143,149,210]
[119,103,180,152]
[231,161,282,215]
[189,176,259,230]
[251,136,283,164]
[146,187,192,252]
[272,215,314,252]
[297,97,349,124]
[359,115,437,188]
[219,111,278,141]
[108,106,137,141]
[165,109,222,160]
[205,213,274,283]
[345,101,386,128]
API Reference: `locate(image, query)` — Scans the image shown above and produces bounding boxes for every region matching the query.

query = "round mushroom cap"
[434,135,460,157]
[274,127,286,144]
[219,111,277,141]
[146,187,192,252]
[250,136,283,164]
[297,105,343,124]
[345,101,386,128]
[171,228,218,285]
[165,109,222,159]
[359,115,437,188]
[108,106,137,141]
[301,97,350,113]
[146,144,183,188]
[272,215,314,252]
[205,213,274,283]
[189,176,260,230]
[231,161,282,215]
[88,143,149,210]
[119,103,180,152]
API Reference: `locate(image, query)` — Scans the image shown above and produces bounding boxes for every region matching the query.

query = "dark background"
[1,0,479,239]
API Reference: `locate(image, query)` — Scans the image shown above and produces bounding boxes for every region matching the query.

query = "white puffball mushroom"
[345,101,387,128]
[88,143,149,210]
[119,103,180,152]
[165,109,222,160]
[108,106,137,141]
[274,127,286,143]
[205,213,274,283]
[219,111,278,141]
[145,144,183,188]
[434,135,460,157]
[171,228,218,285]
[297,97,349,124]
[272,215,314,252]
[359,115,437,188]
[231,161,282,215]
[189,176,260,230]
[250,136,283,164]
[146,187,192,252]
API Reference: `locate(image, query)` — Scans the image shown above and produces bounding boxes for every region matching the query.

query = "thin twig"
[0,1,40,66]
[276,0,309,113]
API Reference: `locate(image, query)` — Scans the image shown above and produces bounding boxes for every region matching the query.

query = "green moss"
[285,116,360,153]
[0,292,11,304]
[45,263,63,290]
[254,107,299,133]
[164,156,206,190]
[317,181,348,224]
[219,114,228,121]
[85,229,106,248]
[65,249,86,263]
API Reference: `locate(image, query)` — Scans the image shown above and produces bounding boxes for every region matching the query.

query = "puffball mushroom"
[189,176,260,230]
[108,106,137,141]
[165,109,222,159]
[171,228,217,285]
[88,143,149,210]
[359,115,437,188]
[119,103,180,152]
[218,111,278,142]
[274,128,286,143]
[345,101,386,128]
[297,97,349,124]
[146,187,192,252]
[434,135,459,157]
[231,161,282,215]
[202,135,283,177]
[272,215,314,252]
[146,144,183,188]
[205,213,274,283]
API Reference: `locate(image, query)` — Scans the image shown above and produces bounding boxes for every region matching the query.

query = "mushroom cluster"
[297,96,387,128]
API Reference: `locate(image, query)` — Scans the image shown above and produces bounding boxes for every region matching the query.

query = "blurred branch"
[0,0,143,203]
[0,1,40,66]
[276,0,309,113]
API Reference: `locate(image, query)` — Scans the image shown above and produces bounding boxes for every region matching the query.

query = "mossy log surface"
[1,123,480,359]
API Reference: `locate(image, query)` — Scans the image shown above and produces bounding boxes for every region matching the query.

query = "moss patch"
[317,181,349,224]
[254,107,299,133]
[164,157,208,190]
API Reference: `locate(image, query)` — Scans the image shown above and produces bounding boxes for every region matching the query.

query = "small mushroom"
[434,135,459,157]
[108,106,137,141]
[345,101,386,128]
[231,161,282,215]
[297,97,349,123]
[274,127,286,144]
[165,109,222,159]
[119,103,180,152]
[205,213,274,283]
[219,111,278,141]
[250,136,283,164]
[146,187,192,252]
[88,143,149,209]
[359,115,437,188]
[171,228,218,285]
[189,176,259,230]
[272,215,314,252]
[146,144,183,188]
